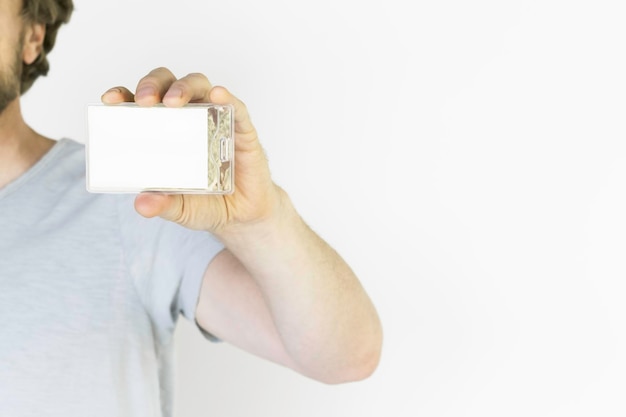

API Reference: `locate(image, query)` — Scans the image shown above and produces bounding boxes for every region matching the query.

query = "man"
[0,0,383,416]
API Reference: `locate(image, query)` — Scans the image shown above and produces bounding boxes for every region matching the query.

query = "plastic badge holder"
[86,103,235,194]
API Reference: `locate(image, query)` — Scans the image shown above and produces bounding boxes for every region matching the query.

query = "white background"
[22,0,626,416]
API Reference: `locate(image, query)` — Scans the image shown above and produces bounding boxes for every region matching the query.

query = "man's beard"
[0,45,23,116]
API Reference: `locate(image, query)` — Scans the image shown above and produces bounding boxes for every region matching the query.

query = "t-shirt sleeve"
[115,195,224,344]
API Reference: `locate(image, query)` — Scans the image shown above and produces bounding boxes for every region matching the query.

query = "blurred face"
[0,0,25,115]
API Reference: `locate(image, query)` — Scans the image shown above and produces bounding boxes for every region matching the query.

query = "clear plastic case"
[86,103,235,194]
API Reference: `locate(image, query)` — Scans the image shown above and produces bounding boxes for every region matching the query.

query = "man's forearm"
[214,188,383,383]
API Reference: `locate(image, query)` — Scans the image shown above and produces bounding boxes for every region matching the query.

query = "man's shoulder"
[53,137,84,170]
[41,138,85,182]
[20,138,134,212]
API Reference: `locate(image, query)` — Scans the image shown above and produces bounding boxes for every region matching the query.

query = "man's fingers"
[134,67,177,107]
[163,73,213,107]
[209,86,256,137]
[134,193,185,221]
[134,193,167,218]
[101,86,134,104]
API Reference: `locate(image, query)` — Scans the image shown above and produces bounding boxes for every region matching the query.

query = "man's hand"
[101,67,283,235]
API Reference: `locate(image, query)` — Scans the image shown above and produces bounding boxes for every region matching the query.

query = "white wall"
[22,0,626,416]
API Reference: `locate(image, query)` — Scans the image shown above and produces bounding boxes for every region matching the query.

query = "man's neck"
[0,99,54,189]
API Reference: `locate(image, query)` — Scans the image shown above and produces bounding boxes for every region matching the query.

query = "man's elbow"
[312,336,383,385]
[335,346,382,384]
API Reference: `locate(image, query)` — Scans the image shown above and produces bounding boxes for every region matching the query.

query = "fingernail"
[136,86,156,98]
[105,87,120,95]
[164,87,183,100]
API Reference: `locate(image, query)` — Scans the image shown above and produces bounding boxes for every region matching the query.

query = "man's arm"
[196,191,382,384]
[102,67,383,384]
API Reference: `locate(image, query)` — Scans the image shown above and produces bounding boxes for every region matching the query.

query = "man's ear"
[22,22,46,65]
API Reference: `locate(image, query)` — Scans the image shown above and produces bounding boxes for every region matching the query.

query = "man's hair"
[20,0,74,94]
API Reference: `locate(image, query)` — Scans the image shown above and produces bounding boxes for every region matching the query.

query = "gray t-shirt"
[0,138,224,417]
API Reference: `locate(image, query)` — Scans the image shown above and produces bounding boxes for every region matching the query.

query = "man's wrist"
[213,186,304,250]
